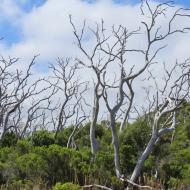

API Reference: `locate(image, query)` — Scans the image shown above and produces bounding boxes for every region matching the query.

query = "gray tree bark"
[129,133,157,182]
[129,110,178,185]
[110,116,122,178]
[90,94,100,155]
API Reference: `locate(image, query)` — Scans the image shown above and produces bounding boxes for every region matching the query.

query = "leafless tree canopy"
[69,0,190,182]
[0,55,57,138]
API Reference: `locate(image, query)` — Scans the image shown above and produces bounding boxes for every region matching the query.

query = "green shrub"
[16,140,32,155]
[31,130,54,146]
[55,128,72,146]
[0,131,18,147]
[53,182,82,190]
[17,153,47,179]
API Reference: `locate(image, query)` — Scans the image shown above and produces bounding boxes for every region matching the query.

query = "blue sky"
[0,0,190,60]
[0,0,189,46]
[89,0,190,6]
[0,0,190,46]
[15,0,190,7]
[0,0,46,45]
[0,0,189,122]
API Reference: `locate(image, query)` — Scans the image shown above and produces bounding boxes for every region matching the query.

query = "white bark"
[67,125,77,148]
[110,116,122,178]
[130,133,157,182]
[130,110,178,183]
[90,94,99,154]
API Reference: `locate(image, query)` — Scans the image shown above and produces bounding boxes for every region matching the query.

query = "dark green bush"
[55,128,73,146]
[16,140,32,155]
[17,153,48,179]
[31,130,55,146]
[0,131,18,147]
[53,182,82,190]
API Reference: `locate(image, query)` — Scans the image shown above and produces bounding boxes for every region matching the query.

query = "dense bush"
[53,182,82,190]
[17,153,48,179]
[31,130,55,146]
[0,131,18,147]
[0,112,190,190]
[55,128,73,146]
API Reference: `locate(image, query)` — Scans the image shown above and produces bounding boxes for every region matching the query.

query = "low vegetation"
[0,103,190,189]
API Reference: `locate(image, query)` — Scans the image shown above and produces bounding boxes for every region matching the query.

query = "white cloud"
[1,0,142,59]
[0,0,187,63]
[0,0,190,120]
[0,0,24,22]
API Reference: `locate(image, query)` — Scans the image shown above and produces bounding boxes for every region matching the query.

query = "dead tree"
[70,17,119,155]
[47,58,88,138]
[100,24,150,178]
[19,85,58,137]
[70,18,148,177]
[127,0,190,184]
[67,101,89,148]
[0,55,53,139]
[70,0,190,183]
[129,59,190,184]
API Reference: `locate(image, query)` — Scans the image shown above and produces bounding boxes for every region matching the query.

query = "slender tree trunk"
[0,129,5,140]
[120,118,127,133]
[67,125,78,148]
[130,133,157,183]
[120,117,127,133]
[119,93,133,133]
[90,96,99,155]
[110,116,122,178]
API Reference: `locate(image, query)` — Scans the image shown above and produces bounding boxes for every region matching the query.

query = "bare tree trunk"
[119,116,127,133]
[129,101,182,187]
[0,129,6,140]
[48,58,88,139]
[130,134,157,183]
[90,95,99,155]
[67,108,87,149]
[110,116,122,178]
[67,125,77,148]
[119,82,134,133]
[55,102,67,139]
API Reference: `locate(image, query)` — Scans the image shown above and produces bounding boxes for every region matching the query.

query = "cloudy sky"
[0,0,190,93]
[0,0,190,122]
[0,0,190,63]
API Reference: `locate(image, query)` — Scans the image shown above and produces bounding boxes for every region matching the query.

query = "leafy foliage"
[31,130,55,146]
[0,131,18,147]
[53,182,82,190]
[0,104,190,189]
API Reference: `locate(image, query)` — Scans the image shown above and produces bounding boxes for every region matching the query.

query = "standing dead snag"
[67,102,89,148]
[70,15,146,176]
[48,58,88,138]
[129,59,190,183]
[70,17,116,155]
[70,0,190,183]
[127,0,190,184]
[19,85,58,137]
[100,24,150,178]
[0,55,55,139]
